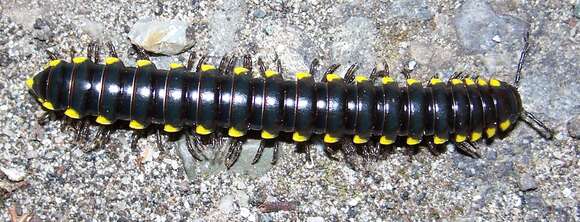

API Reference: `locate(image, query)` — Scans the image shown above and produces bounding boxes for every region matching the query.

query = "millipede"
[26,34,554,169]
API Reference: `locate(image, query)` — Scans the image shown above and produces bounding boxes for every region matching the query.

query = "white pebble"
[307,216,324,222]
[239,207,250,218]
[1,166,26,181]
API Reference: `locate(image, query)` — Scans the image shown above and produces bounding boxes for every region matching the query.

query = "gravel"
[0,0,578,221]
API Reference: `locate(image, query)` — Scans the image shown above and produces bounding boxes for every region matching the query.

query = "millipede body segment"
[26,57,524,147]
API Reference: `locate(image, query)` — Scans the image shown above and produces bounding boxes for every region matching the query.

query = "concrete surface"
[0,0,578,221]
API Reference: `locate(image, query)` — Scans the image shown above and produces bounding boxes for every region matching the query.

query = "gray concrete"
[0,0,578,221]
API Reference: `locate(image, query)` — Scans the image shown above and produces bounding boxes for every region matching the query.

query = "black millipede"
[26,35,554,168]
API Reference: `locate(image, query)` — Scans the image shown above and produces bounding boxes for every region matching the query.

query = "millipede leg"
[227,56,238,75]
[196,56,208,72]
[37,112,51,125]
[225,139,243,169]
[155,129,163,151]
[132,44,150,60]
[344,64,359,83]
[188,132,208,159]
[45,50,58,60]
[521,111,554,139]
[93,42,101,64]
[271,141,279,165]
[92,127,111,152]
[342,139,365,170]
[323,144,340,161]
[130,131,142,151]
[302,143,312,163]
[401,65,412,79]
[309,59,320,79]
[426,74,440,86]
[426,140,439,156]
[369,60,390,82]
[450,71,463,80]
[106,42,118,58]
[74,120,88,141]
[455,142,481,158]
[86,42,94,61]
[243,55,252,72]
[186,52,196,70]
[252,140,266,165]
[218,55,230,73]
[321,64,340,82]
[514,32,531,88]
[274,53,283,75]
[184,132,204,161]
[68,46,76,62]
[257,58,267,77]
[367,141,381,161]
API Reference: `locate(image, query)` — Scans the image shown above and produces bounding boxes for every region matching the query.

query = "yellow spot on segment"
[434,136,447,144]
[25,78,34,89]
[430,78,443,85]
[455,134,467,143]
[95,116,112,125]
[292,132,309,142]
[129,120,146,129]
[477,78,488,86]
[136,60,152,67]
[353,135,368,144]
[486,127,496,138]
[169,63,184,69]
[36,98,45,103]
[261,130,277,139]
[323,134,339,143]
[382,77,394,85]
[200,64,216,71]
[326,74,342,82]
[500,120,511,131]
[490,79,501,87]
[406,137,421,145]
[296,72,311,80]
[451,79,463,85]
[354,75,368,83]
[379,136,395,145]
[228,127,245,137]
[48,60,61,67]
[195,125,213,135]
[72,57,88,64]
[64,108,80,119]
[105,57,120,65]
[264,70,278,78]
[42,101,54,110]
[406,79,419,85]
[470,131,482,142]
[233,67,249,75]
[465,78,475,85]
[163,124,181,133]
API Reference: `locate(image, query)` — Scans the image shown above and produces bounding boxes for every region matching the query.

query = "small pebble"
[33,18,48,30]
[239,207,250,218]
[306,216,324,222]
[253,9,267,18]
[218,195,235,214]
[518,174,538,191]
[128,17,193,55]
[575,0,580,19]
[1,166,26,181]
[347,198,359,206]
[566,115,580,139]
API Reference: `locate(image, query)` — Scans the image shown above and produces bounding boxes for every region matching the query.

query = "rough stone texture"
[0,0,578,221]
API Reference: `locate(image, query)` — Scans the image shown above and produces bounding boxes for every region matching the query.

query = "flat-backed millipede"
[26,37,553,168]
